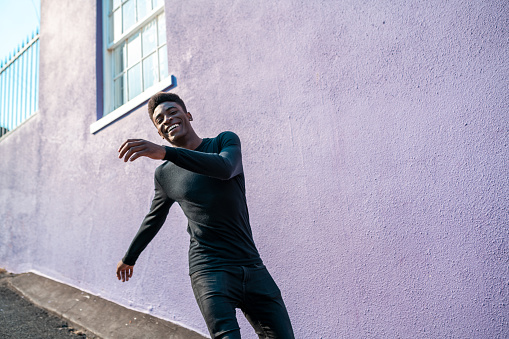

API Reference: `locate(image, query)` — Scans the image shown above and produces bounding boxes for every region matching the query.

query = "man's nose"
[162,114,172,124]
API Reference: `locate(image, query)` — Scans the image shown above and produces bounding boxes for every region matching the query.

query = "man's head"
[148,92,187,120]
[148,92,194,145]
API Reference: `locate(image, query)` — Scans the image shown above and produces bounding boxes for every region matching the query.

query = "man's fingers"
[123,146,146,162]
[119,141,142,159]
[125,268,132,281]
[118,139,142,152]
[116,265,133,282]
[128,151,146,162]
[118,139,133,154]
[118,139,165,162]
[118,140,144,158]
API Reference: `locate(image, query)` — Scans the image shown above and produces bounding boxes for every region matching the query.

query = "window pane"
[110,9,122,42]
[142,20,157,57]
[114,43,126,76]
[137,0,152,20]
[143,52,158,90]
[127,63,142,100]
[157,12,166,46]
[104,1,168,115]
[114,74,126,109]
[158,45,168,79]
[122,0,135,33]
[127,31,141,68]
[111,0,121,11]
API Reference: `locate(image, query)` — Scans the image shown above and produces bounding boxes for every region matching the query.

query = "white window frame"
[91,0,173,134]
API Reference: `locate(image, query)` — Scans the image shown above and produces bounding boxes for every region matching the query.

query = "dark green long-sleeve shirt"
[122,131,262,275]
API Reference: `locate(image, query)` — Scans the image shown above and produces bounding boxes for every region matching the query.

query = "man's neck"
[169,132,202,150]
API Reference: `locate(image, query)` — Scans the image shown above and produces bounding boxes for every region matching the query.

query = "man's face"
[152,101,192,144]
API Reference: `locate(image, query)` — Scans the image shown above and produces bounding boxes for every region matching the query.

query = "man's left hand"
[116,260,134,282]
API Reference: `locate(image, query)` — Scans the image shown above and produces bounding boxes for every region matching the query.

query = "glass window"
[113,43,126,76]
[158,46,168,80]
[105,0,168,113]
[142,20,157,57]
[111,9,121,42]
[127,32,141,68]
[143,52,158,90]
[157,12,165,44]
[137,0,152,20]
[114,74,126,109]
[122,0,136,33]
[128,64,142,100]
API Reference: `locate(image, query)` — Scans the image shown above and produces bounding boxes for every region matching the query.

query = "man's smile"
[166,123,181,134]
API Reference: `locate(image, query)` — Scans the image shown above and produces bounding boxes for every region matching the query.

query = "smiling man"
[116,92,294,339]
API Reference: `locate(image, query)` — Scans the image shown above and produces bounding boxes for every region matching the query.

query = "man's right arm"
[121,174,174,266]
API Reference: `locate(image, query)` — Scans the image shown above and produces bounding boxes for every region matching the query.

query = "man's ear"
[187,112,193,121]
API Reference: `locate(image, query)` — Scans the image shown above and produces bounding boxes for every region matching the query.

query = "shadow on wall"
[0,126,9,138]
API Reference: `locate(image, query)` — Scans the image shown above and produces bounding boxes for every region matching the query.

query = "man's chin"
[164,134,179,145]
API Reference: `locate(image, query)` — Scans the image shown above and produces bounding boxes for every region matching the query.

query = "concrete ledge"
[7,272,207,339]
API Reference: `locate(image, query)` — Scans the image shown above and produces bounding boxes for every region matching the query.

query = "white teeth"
[168,123,180,132]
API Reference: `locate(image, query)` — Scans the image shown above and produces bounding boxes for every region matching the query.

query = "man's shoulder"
[215,131,241,144]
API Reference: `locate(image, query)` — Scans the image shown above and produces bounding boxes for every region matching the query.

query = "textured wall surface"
[0,0,507,337]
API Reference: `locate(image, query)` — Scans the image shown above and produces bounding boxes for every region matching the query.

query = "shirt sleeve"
[122,174,174,266]
[163,131,243,180]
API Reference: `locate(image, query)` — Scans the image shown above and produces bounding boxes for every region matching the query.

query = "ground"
[0,268,95,339]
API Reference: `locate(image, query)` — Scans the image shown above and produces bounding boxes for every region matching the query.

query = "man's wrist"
[157,144,166,160]
[122,256,136,266]
[163,146,178,161]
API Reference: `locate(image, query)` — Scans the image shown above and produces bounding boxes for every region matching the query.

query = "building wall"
[0,0,507,337]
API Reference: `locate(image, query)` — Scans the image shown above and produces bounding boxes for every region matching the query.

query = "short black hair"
[148,92,187,120]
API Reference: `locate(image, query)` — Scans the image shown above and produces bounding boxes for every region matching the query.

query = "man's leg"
[241,265,295,339]
[191,269,243,339]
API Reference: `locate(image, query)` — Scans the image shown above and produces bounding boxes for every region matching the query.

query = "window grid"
[106,0,167,112]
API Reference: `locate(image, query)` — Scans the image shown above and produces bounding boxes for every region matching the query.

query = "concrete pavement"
[1,270,207,339]
[0,270,89,338]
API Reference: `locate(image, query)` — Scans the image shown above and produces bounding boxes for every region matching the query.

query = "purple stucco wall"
[1,0,507,337]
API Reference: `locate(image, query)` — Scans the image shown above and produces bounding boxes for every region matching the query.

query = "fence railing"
[0,29,40,139]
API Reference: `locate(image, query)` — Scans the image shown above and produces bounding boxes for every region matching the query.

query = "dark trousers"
[190,264,295,339]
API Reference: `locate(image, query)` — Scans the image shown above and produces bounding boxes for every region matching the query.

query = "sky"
[0,0,40,65]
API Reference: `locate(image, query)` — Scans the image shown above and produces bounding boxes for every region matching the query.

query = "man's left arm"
[164,132,242,180]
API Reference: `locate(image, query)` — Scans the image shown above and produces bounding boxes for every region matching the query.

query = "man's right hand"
[118,139,166,162]
[116,260,134,282]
